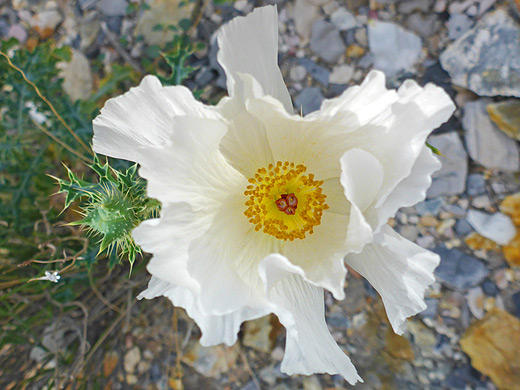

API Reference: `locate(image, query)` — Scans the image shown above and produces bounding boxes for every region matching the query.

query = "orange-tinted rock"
[503,232,520,267]
[460,308,520,390]
[384,328,414,361]
[500,194,520,266]
[465,232,500,251]
[346,44,365,58]
[501,194,520,226]
[103,351,119,377]
[487,100,520,141]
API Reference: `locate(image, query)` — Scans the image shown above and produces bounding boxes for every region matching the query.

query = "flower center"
[244,161,329,241]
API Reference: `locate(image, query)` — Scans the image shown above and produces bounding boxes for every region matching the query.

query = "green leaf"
[178,18,191,32]
[426,141,445,157]
[152,23,165,32]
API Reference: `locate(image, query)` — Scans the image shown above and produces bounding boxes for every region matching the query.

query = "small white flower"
[37,270,61,283]
[92,6,455,383]
[25,101,48,125]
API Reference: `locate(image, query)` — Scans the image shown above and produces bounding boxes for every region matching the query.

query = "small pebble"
[481,279,499,296]
[420,215,440,227]
[466,287,485,319]
[494,269,509,289]
[471,195,492,210]
[290,65,307,82]
[433,0,447,12]
[416,235,435,248]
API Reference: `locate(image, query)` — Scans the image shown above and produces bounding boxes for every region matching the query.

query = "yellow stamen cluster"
[244,161,329,241]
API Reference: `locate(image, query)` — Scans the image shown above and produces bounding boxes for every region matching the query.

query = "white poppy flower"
[92,6,455,384]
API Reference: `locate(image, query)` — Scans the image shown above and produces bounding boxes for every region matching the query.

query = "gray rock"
[462,99,520,172]
[419,298,439,319]
[447,14,473,40]
[406,14,441,38]
[481,279,498,296]
[303,376,323,390]
[399,225,419,242]
[455,219,473,236]
[433,246,489,290]
[0,18,9,38]
[354,27,367,46]
[298,57,330,86]
[294,87,324,115]
[61,50,93,101]
[290,65,307,82]
[8,24,28,43]
[512,290,520,318]
[293,0,320,41]
[357,53,373,69]
[195,67,217,88]
[416,235,435,249]
[398,0,433,13]
[97,0,128,16]
[440,9,520,97]
[329,64,354,84]
[79,11,101,50]
[466,209,516,245]
[208,32,226,88]
[310,20,345,63]
[466,287,485,319]
[445,365,489,390]
[241,381,258,390]
[466,173,486,196]
[444,204,467,218]
[105,15,123,34]
[326,312,350,328]
[78,0,97,11]
[330,8,358,31]
[368,20,422,76]
[427,132,468,198]
[415,198,444,216]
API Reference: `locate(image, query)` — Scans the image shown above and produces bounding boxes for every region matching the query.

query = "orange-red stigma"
[276,193,298,215]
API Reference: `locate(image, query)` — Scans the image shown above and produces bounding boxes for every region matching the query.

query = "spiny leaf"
[426,142,445,158]
[55,155,159,268]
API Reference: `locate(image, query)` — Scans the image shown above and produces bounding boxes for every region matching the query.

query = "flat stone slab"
[368,20,422,76]
[433,246,489,290]
[462,99,519,172]
[487,99,520,141]
[440,9,520,97]
[427,132,468,198]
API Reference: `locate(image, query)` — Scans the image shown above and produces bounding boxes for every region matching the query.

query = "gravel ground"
[2,0,520,389]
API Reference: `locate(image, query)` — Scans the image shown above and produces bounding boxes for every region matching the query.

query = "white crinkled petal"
[340,148,383,254]
[229,74,351,298]
[370,146,441,226]
[93,75,218,163]
[217,77,275,178]
[316,71,455,233]
[138,277,269,346]
[135,182,271,317]
[132,203,204,295]
[259,254,362,385]
[345,225,440,335]
[313,70,397,125]
[137,115,244,207]
[242,78,345,181]
[131,114,270,316]
[281,211,349,300]
[217,6,293,114]
[185,195,272,315]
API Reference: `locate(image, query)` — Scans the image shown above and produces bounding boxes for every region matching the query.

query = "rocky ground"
[2,0,520,389]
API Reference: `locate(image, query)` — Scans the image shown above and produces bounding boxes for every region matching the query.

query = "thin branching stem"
[0,50,94,157]
[88,269,124,314]
[31,119,91,162]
